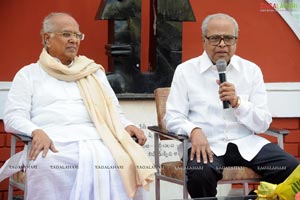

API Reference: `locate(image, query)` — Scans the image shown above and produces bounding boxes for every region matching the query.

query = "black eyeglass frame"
[205,34,238,46]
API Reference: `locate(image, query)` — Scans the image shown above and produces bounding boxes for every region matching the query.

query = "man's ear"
[201,35,205,43]
[44,33,50,45]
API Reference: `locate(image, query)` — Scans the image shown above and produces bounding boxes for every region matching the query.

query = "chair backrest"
[154,87,170,130]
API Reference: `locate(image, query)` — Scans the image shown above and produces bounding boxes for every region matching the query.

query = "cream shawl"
[38,48,156,197]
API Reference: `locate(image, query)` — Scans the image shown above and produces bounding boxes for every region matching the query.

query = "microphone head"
[216,59,227,73]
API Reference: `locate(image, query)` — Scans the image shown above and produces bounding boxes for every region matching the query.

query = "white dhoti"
[27,140,133,200]
[1,139,141,200]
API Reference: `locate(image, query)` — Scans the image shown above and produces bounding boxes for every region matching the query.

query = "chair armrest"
[10,133,32,144]
[9,133,32,160]
[9,133,138,144]
[263,127,289,149]
[148,125,189,141]
[265,127,289,137]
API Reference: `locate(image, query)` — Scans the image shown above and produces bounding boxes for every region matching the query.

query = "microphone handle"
[219,73,230,109]
[219,72,227,83]
[223,100,230,109]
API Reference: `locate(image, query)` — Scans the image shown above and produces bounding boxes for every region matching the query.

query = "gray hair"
[40,12,78,46]
[201,13,239,39]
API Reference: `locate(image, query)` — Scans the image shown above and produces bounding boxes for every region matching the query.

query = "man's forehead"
[52,16,79,30]
[208,18,234,27]
[52,15,78,25]
[207,19,235,33]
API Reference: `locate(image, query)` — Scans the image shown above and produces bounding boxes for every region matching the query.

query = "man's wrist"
[232,96,241,108]
[190,127,201,137]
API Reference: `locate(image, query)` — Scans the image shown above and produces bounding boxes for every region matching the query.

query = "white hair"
[201,13,239,39]
[40,12,79,46]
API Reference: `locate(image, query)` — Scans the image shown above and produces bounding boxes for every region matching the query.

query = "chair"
[148,87,289,200]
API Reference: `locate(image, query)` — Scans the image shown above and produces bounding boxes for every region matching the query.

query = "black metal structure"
[95,0,195,97]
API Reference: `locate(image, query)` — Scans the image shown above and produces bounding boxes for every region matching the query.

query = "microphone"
[216,59,230,109]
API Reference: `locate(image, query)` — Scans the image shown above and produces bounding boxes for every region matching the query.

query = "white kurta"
[2,62,139,200]
[4,62,132,139]
[164,51,272,161]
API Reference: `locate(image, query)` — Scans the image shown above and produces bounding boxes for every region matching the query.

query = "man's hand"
[29,129,58,160]
[125,125,147,146]
[190,128,213,164]
[217,80,239,107]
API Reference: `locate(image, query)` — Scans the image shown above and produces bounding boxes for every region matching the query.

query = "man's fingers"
[201,148,208,164]
[190,146,214,164]
[42,146,49,158]
[50,141,59,153]
[140,137,147,146]
[196,148,201,163]
[207,148,214,163]
[191,147,202,163]
[30,146,42,160]
[190,148,196,161]
[29,148,35,160]
[209,153,214,163]
[30,142,58,160]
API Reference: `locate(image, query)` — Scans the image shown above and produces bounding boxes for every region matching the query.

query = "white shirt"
[4,62,133,142]
[164,51,272,161]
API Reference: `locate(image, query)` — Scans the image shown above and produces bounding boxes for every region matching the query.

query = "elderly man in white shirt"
[164,13,298,198]
[1,12,155,200]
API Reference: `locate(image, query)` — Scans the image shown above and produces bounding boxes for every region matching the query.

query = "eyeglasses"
[49,31,85,41]
[205,35,237,46]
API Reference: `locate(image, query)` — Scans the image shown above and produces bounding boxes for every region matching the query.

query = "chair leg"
[8,181,13,200]
[183,138,189,200]
[155,176,160,200]
[243,182,249,195]
[8,135,16,200]
[24,143,31,199]
[183,186,188,200]
[183,171,188,199]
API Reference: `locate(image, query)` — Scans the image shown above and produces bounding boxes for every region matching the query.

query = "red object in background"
[295,192,300,200]
[0,0,300,83]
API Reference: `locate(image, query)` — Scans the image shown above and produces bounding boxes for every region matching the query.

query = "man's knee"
[284,155,299,176]
[186,163,221,184]
[186,163,221,198]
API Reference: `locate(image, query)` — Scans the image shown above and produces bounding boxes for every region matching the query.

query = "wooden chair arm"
[148,125,189,141]
[148,126,288,149]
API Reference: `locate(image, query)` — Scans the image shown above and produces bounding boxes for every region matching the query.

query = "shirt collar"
[198,51,240,73]
[198,51,214,74]
[227,55,240,72]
